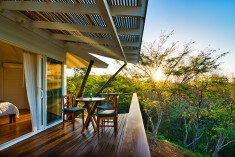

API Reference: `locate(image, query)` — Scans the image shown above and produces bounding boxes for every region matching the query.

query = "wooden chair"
[97,94,117,112]
[96,95,119,135]
[63,94,85,131]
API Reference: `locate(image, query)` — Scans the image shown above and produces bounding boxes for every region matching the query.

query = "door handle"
[40,89,44,99]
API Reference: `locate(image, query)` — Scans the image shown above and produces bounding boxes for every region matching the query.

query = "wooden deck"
[0,114,128,157]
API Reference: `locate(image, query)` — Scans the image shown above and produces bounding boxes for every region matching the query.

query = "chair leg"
[82,111,84,126]
[102,120,104,131]
[114,117,117,136]
[63,113,65,128]
[97,117,100,136]
[104,120,105,132]
[72,113,75,131]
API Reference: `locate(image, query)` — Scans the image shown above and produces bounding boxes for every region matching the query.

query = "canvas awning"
[66,52,90,68]
[66,52,108,68]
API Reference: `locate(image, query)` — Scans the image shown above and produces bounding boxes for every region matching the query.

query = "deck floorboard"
[0,114,128,157]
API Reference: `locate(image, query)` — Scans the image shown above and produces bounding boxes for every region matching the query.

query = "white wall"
[0,41,29,109]
[3,68,29,109]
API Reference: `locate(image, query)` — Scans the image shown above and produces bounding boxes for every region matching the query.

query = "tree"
[203,75,235,157]
[121,31,196,152]
[167,47,228,152]
[121,31,228,153]
[67,68,86,96]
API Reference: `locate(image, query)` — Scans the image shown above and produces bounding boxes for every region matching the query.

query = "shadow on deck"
[0,114,128,157]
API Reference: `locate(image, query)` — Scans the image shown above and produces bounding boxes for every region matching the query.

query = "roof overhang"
[0,0,148,65]
[66,52,93,68]
[66,52,108,68]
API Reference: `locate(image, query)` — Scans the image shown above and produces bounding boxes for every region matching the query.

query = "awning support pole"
[74,60,94,106]
[94,63,126,97]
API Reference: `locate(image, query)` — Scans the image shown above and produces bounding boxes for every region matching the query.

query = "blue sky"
[80,0,235,76]
[142,0,235,75]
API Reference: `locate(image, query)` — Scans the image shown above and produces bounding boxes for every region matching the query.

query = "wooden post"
[74,60,94,106]
[94,64,126,97]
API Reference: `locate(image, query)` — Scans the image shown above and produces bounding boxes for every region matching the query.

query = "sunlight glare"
[153,69,166,81]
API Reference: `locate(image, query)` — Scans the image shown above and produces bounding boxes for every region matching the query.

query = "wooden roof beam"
[67,47,121,60]
[65,42,139,55]
[0,1,144,17]
[52,34,139,47]
[65,41,139,50]
[52,34,115,45]
[67,46,138,62]
[32,21,107,33]
[32,21,141,36]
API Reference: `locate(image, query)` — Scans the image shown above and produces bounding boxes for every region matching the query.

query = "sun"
[153,69,166,81]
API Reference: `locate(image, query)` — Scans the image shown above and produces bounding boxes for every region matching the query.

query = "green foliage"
[66,32,234,157]
[157,135,165,141]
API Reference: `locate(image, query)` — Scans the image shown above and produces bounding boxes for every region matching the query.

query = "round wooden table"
[76,97,106,134]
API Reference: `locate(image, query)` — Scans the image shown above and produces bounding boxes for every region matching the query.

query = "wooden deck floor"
[0,113,128,157]
[0,109,32,145]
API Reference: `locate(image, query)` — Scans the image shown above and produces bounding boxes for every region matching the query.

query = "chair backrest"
[63,94,74,109]
[114,95,119,110]
[107,94,115,106]
[106,94,119,112]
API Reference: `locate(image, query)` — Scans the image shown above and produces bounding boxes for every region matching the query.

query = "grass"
[164,140,203,157]
[146,130,166,141]
[146,130,204,157]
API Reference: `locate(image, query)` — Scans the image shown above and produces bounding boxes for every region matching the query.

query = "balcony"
[0,94,150,157]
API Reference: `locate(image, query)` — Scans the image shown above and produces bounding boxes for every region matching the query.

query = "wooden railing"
[117,93,151,157]
[99,93,133,96]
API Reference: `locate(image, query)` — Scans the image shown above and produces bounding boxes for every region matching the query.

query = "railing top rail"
[117,93,151,157]
[99,93,133,95]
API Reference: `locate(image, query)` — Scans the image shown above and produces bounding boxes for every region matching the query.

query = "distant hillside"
[147,133,195,157]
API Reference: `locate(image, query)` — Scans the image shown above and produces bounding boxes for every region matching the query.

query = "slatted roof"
[0,0,148,64]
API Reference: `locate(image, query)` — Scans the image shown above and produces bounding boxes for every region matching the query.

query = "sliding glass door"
[46,58,62,125]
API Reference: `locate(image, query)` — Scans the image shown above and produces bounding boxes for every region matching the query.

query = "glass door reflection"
[46,58,62,125]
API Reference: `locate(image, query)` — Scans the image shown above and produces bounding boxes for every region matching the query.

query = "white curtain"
[23,52,37,132]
